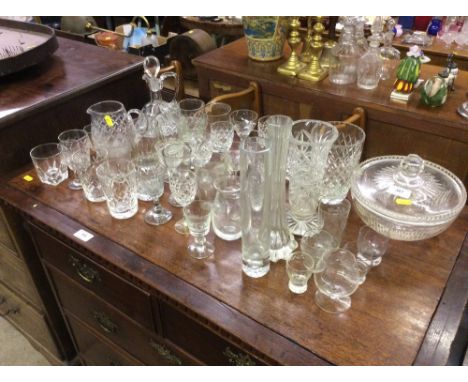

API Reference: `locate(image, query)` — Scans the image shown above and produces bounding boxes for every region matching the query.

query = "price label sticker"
[23,175,34,182]
[395,198,413,206]
[387,185,411,199]
[104,115,114,127]
[73,229,94,242]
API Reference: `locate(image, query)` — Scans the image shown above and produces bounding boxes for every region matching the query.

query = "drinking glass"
[205,102,231,126]
[356,226,389,267]
[96,159,139,219]
[169,166,198,234]
[314,249,361,313]
[300,229,338,273]
[73,149,107,203]
[161,141,191,207]
[230,109,258,142]
[343,241,371,284]
[134,155,172,226]
[179,98,206,143]
[322,122,365,204]
[319,199,351,245]
[58,129,90,190]
[189,129,213,168]
[209,121,234,153]
[212,174,241,241]
[183,200,214,259]
[30,143,68,186]
[255,115,271,139]
[286,251,315,294]
[223,140,241,174]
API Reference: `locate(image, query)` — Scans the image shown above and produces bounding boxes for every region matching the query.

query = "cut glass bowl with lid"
[350,154,467,241]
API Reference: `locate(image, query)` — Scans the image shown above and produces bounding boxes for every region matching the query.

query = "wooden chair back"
[210,81,262,115]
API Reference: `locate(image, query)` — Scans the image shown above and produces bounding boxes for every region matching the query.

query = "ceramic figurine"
[420,74,448,107]
[390,45,422,102]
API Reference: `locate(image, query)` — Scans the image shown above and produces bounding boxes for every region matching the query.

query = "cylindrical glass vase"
[240,137,271,278]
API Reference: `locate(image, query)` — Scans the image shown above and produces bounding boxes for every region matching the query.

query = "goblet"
[58,129,90,190]
[314,248,361,313]
[134,155,172,225]
[169,166,198,234]
[300,229,338,273]
[183,200,214,259]
[230,109,258,142]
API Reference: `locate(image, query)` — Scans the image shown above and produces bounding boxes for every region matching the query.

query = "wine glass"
[169,166,198,234]
[183,199,214,259]
[230,109,258,142]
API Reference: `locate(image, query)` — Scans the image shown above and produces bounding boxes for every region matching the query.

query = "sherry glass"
[169,166,198,234]
[58,129,90,190]
[183,200,214,259]
[230,109,258,142]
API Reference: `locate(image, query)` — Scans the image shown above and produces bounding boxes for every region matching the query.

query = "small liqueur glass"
[286,251,315,294]
[300,229,338,273]
[318,199,351,246]
[183,200,214,259]
[30,143,68,186]
[58,129,90,190]
[169,166,198,234]
[134,155,172,226]
[230,109,258,142]
[356,226,389,267]
[314,248,361,313]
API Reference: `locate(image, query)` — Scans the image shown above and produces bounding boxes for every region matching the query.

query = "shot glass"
[30,143,68,186]
[300,229,338,273]
[183,200,214,259]
[318,199,351,246]
[357,226,389,267]
[286,251,315,294]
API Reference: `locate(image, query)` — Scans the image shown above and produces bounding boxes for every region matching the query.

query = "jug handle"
[128,109,148,136]
[159,71,179,103]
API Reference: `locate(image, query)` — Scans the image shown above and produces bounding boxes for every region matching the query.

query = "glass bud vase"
[240,137,271,278]
[265,115,298,262]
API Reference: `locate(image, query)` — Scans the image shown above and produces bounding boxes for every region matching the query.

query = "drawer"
[49,266,196,366]
[0,281,60,358]
[209,80,243,98]
[28,223,153,331]
[0,207,17,253]
[158,300,263,366]
[67,315,143,366]
[0,245,42,309]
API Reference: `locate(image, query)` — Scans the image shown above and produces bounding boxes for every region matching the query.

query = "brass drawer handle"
[92,311,118,334]
[149,339,182,365]
[69,255,101,284]
[223,347,256,366]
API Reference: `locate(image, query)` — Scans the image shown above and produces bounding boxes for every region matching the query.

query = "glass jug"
[212,174,241,241]
[87,100,141,159]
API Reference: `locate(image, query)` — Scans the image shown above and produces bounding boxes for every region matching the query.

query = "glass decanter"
[357,35,382,90]
[354,17,368,56]
[380,31,400,81]
[329,21,360,85]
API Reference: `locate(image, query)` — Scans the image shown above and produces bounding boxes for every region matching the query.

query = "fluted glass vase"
[287,120,338,236]
[265,115,298,262]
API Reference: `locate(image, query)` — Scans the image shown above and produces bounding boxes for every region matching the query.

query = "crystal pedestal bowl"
[350,154,466,241]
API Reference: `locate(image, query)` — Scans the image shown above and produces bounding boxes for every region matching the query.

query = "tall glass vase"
[240,137,271,278]
[265,115,297,262]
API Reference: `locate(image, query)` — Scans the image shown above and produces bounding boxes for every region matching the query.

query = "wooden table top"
[0,37,143,129]
[5,166,468,365]
[180,17,244,37]
[193,38,468,143]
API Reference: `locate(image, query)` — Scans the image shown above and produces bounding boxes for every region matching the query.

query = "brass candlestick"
[277,17,305,77]
[299,17,313,63]
[298,16,328,82]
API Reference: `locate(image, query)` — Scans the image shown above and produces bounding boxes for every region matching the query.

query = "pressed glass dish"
[350,154,467,241]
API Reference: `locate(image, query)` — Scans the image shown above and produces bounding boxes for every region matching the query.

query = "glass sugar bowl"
[212,174,242,241]
[350,154,467,241]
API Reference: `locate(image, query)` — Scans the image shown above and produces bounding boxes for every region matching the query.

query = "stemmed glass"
[209,121,234,154]
[58,129,90,190]
[183,200,214,259]
[179,98,206,143]
[230,109,258,142]
[314,248,361,313]
[161,141,192,207]
[134,155,172,226]
[169,165,198,234]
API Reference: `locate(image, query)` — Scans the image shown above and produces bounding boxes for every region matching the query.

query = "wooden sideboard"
[193,38,468,189]
[0,37,147,364]
[0,165,466,365]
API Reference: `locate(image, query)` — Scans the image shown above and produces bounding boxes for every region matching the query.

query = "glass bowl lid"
[351,154,467,225]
